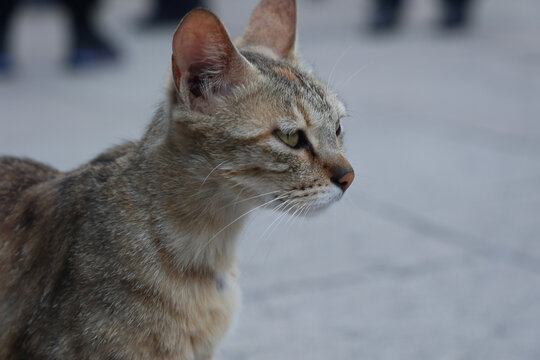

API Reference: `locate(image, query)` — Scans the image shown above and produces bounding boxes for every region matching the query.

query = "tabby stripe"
[296,102,311,127]
[235,132,272,146]
[273,66,299,82]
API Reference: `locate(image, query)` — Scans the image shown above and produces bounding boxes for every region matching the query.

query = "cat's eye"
[276,130,300,148]
[336,123,342,136]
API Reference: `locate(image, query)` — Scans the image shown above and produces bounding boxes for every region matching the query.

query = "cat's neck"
[130,104,249,275]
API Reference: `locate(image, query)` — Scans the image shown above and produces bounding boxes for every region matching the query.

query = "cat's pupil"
[336,124,342,136]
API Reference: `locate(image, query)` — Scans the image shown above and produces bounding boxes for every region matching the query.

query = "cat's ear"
[172,9,256,109]
[236,0,297,60]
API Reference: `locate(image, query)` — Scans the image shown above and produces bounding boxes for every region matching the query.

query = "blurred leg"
[0,0,18,73]
[370,0,405,32]
[440,0,474,29]
[58,0,119,68]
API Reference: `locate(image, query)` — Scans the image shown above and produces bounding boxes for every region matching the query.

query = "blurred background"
[1,0,540,359]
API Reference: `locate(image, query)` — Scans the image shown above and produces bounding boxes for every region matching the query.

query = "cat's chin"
[294,203,333,217]
[297,196,343,217]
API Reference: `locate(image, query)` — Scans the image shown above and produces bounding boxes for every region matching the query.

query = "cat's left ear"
[236,0,297,61]
[172,9,257,110]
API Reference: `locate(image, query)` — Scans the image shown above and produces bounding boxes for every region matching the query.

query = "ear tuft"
[237,0,297,60]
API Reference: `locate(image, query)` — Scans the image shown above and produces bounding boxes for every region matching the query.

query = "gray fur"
[0,1,353,359]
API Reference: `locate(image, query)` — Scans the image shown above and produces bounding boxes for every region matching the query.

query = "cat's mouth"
[267,185,344,216]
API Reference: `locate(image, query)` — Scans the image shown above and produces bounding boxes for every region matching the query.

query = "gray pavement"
[1,0,540,359]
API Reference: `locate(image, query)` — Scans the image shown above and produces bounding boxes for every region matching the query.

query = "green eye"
[276,130,300,148]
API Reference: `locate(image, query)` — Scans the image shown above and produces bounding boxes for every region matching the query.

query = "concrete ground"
[1,0,539,359]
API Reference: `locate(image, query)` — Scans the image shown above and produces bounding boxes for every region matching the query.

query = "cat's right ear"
[172,9,257,110]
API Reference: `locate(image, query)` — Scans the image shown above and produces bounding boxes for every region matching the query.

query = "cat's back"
[0,157,62,220]
[0,157,65,359]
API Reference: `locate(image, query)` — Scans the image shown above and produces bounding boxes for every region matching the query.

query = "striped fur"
[0,1,353,359]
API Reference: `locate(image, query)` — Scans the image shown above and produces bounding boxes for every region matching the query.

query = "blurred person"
[59,0,119,67]
[139,0,205,29]
[0,0,17,74]
[370,0,475,32]
[0,0,118,76]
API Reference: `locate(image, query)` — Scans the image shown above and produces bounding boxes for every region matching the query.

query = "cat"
[0,0,354,358]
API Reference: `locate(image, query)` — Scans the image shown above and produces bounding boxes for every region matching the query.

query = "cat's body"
[0,119,243,359]
[0,1,354,359]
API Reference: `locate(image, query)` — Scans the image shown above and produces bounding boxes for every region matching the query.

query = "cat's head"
[169,0,353,215]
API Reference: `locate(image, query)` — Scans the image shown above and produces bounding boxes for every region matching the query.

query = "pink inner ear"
[171,9,255,102]
[172,10,235,81]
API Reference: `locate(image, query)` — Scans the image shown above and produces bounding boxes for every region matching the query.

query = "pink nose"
[331,170,354,191]
[337,171,354,191]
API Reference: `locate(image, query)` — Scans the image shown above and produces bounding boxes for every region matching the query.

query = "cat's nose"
[331,168,354,192]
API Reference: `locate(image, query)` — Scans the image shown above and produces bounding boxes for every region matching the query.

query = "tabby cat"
[0,0,354,358]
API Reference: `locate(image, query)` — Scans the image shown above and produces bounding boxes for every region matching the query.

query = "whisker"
[259,202,296,258]
[196,194,289,260]
[220,189,284,210]
[289,204,304,229]
[257,201,292,243]
[198,160,228,192]
[240,199,291,269]
[337,64,368,92]
[231,187,247,213]
[298,202,311,225]
[327,45,352,86]
[284,203,304,226]
[241,190,292,234]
